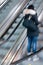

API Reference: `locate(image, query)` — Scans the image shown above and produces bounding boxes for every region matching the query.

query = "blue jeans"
[27,36,38,53]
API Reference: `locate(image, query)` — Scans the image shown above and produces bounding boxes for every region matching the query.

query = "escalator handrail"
[0,0,10,9]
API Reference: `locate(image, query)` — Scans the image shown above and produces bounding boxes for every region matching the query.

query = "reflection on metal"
[0,0,5,4]
[0,0,9,9]
[38,11,43,22]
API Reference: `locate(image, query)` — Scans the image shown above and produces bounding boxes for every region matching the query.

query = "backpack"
[23,15,38,31]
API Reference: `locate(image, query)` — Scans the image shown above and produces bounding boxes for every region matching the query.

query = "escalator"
[0,0,43,65]
[0,0,29,65]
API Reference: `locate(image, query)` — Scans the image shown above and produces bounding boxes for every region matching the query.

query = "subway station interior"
[0,0,43,65]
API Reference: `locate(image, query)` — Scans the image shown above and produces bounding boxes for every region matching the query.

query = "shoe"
[27,52,32,61]
[32,55,39,61]
[28,57,31,61]
[27,52,32,55]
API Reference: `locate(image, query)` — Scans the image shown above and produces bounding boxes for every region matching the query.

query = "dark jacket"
[23,13,39,37]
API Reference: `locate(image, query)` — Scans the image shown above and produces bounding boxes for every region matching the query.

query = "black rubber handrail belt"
[7,17,24,40]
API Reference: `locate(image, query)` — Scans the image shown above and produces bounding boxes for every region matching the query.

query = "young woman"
[23,4,40,61]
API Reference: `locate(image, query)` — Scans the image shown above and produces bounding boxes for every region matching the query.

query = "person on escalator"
[23,4,40,61]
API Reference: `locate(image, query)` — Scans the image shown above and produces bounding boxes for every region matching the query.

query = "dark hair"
[27,4,34,10]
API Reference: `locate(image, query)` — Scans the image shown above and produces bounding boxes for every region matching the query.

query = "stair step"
[9,34,19,41]
[0,48,8,56]
[19,14,23,18]
[16,18,22,23]
[3,34,10,40]
[1,41,14,49]
[12,23,18,28]
[7,28,14,34]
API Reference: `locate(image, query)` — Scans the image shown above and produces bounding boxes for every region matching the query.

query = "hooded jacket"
[23,9,39,37]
